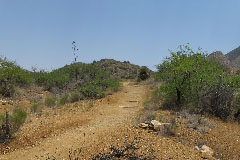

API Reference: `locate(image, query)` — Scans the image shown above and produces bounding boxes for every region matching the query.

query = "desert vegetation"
[153,45,240,120]
[0,56,122,143]
[0,57,32,97]
[2,44,240,159]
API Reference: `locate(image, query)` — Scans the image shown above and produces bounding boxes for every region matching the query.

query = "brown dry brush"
[92,136,155,160]
[42,137,156,160]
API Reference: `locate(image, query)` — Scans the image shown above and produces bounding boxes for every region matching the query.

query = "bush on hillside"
[138,66,150,81]
[31,103,39,113]
[33,70,69,91]
[108,78,121,92]
[45,97,56,107]
[0,57,32,97]
[58,94,69,106]
[33,63,120,99]
[0,109,27,142]
[155,45,239,120]
[69,92,80,103]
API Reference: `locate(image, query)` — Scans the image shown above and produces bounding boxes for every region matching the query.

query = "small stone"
[150,120,170,131]
[138,123,149,129]
[200,145,214,156]
[194,146,200,151]
[1,100,7,105]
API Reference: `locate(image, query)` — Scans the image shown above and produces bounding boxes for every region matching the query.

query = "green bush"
[69,92,80,103]
[34,70,69,91]
[0,109,27,134]
[33,63,120,100]
[45,97,56,107]
[0,57,33,97]
[31,103,39,113]
[79,82,105,99]
[138,66,150,81]
[155,45,238,120]
[58,94,69,106]
[10,109,27,132]
[108,78,121,92]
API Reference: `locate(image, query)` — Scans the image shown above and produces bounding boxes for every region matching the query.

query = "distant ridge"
[226,46,240,61]
[207,51,232,69]
[225,46,240,70]
[208,46,240,70]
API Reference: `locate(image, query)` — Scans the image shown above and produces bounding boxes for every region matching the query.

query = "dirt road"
[0,82,151,159]
[1,82,218,160]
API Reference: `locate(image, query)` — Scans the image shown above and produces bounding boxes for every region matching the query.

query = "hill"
[207,51,232,69]
[226,46,240,61]
[93,59,151,79]
[208,46,240,70]
[226,46,240,70]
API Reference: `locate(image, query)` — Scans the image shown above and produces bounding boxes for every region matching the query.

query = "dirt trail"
[0,82,218,160]
[0,82,151,160]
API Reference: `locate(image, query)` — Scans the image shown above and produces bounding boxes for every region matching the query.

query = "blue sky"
[0,0,240,71]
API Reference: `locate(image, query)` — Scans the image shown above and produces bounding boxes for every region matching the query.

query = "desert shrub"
[138,66,150,81]
[0,57,33,97]
[92,137,154,160]
[88,101,94,108]
[233,93,240,120]
[164,119,178,137]
[0,109,27,136]
[34,70,69,91]
[10,109,27,132]
[34,63,120,99]
[199,80,235,119]
[107,78,121,92]
[31,103,39,113]
[32,70,48,85]
[77,65,120,99]
[69,92,80,103]
[79,82,105,99]
[155,45,238,119]
[45,97,56,107]
[0,82,15,97]
[58,94,69,106]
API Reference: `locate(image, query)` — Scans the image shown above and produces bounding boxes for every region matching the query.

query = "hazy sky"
[0,0,240,71]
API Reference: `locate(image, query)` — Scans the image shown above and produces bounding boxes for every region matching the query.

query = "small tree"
[138,66,150,81]
[155,45,231,112]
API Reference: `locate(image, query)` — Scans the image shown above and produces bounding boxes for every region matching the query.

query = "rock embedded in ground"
[200,145,214,156]
[150,120,170,131]
[138,123,149,129]
[194,146,200,151]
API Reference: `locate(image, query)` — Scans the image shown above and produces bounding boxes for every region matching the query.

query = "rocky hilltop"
[207,51,232,68]
[208,46,240,70]
[93,59,151,79]
[226,46,240,70]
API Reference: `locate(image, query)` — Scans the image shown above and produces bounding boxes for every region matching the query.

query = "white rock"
[1,100,7,105]
[150,120,170,131]
[194,146,200,151]
[200,145,214,156]
[138,123,149,129]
